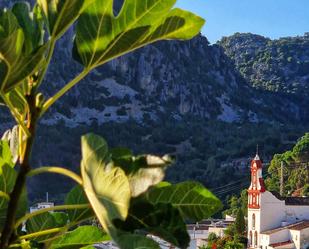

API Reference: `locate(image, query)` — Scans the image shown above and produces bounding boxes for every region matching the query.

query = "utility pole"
[280,161,284,196]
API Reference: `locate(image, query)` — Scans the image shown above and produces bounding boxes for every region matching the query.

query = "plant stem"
[14,204,90,229]
[28,167,83,185]
[35,38,56,90]
[0,94,38,248]
[19,228,63,241]
[40,69,89,116]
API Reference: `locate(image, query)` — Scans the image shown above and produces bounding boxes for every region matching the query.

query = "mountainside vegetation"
[219,33,309,121]
[265,133,309,196]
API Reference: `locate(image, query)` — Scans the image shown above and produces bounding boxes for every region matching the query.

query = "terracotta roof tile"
[269,240,293,248]
[289,220,309,230]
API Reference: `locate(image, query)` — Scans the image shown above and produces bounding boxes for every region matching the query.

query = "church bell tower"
[247,154,266,248]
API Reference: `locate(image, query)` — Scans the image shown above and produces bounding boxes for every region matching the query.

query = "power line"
[212,173,271,196]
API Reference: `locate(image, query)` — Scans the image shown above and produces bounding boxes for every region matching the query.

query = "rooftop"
[261,220,309,235]
[269,240,293,248]
[271,191,309,206]
[289,220,309,231]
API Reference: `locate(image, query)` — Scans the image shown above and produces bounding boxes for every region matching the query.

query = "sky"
[176,0,309,44]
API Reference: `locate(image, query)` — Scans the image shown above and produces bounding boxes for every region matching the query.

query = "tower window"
[250,231,252,246]
[252,214,256,230]
[254,231,258,246]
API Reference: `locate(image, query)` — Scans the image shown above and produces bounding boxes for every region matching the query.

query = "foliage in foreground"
[205,223,247,249]
[0,0,223,248]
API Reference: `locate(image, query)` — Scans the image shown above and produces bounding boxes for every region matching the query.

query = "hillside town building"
[247,155,309,249]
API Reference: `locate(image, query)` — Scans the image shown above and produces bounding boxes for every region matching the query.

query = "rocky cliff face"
[41,35,249,127]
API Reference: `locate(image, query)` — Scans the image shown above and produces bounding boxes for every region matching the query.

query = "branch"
[0,94,38,248]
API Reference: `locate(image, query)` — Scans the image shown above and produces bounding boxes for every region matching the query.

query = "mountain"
[0,2,308,201]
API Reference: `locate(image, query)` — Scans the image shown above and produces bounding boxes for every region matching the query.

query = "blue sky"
[176,0,309,43]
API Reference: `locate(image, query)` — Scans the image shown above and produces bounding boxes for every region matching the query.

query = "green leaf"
[12,2,45,53]
[114,199,190,249]
[112,149,172,197]
[0,56,9,86]
[115,233,160,249]
[0,9,48,92]
[81,133,131,235]
[6,87,28,115]
[25,212,60,242]
[38,0,91,40]
[75,0,204,69]
[3,43,48,93]
[146,181,222,221]
[1,125,19,164]
[51,212,69,227]
[65,185,93,223]
[0,165,27,230]
[0,140,14,170]
[50,226,109,249]
[0,10,24,90]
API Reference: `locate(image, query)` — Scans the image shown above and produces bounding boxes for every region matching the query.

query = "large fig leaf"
[12,2,44,54]
[0,165,27,230]
[50,226,109,249]
[38,0,91,40]
[75,0,204,69]
[146,181,222,221]
[114,199,190,249]
[26,212,61,242]
[81,133,130,235]
[115,233,161,249]
[65,185,94,223]
[111,148,172,197]
[0,9,47,92]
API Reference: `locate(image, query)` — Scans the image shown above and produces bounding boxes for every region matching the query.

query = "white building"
[29,202,54,213]
[29,193,54,213]
[247,154,309,249]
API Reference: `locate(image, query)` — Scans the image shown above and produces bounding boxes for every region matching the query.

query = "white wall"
[298,227,309,249]
[260,192,309,232]
[208,227,225,238]
[260,192,286,232]
[248,191,309,248]
[290,230,300,249]
[268,229,290,245]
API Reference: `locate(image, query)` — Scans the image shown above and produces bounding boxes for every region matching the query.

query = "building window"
[250,231,252,246]
[252,214,256,230]
[254,231,258,246]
